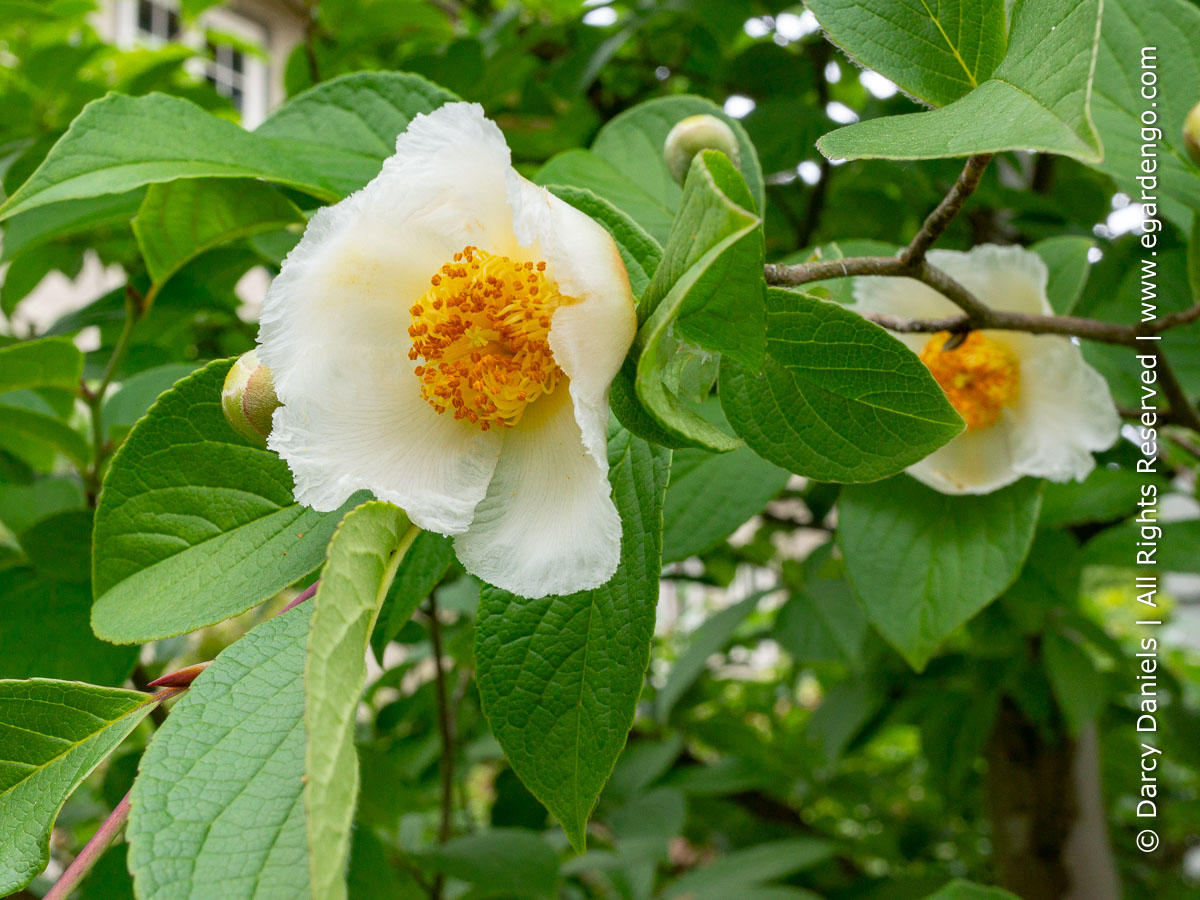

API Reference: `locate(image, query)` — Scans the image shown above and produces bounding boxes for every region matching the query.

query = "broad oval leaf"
[0,72,457,220]
[91,359,356,643]
[808,0,1007,108]
[720,289,963,482]
[818,0,1103,163]
[475,427,670,852]
[306,501,418,900]
[133,178,303,287]
[0,337,83,394]
[0,679,154,895]
[838,476,1042,670]
[418,829,558,899]
[128,606,312,900]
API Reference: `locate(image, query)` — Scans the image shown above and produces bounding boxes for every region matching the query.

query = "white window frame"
[112,0,270,128]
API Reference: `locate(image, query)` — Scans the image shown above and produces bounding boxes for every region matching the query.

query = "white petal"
[928,244,1052,315]
[853,268,958,322]
[454,387,621,599]
[1007,336,1121,483]
[268,375,500,530]
[508,174,637,471]
[907,418,1021,495]
[256,102,518,528]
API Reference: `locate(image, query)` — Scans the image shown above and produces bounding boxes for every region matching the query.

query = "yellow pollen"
[919,331,1020,431]
[409,245,569,430]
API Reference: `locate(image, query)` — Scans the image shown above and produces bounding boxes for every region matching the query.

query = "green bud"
[222,350,280,446]
[1185,102,1200,167]
[663,114,741,184]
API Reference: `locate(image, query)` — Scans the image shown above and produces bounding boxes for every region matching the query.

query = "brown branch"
[901,153,993,265]
[1150,348,1200,433]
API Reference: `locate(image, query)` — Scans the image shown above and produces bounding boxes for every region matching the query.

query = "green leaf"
[1091,0,1200,233]
[662,839,833,900]
[0,679,154,895]
[0,476,85,535]
[133,178,303,287]
[1043,630,1105,732]
[0,73,456,220]
[662,403,789,563]
[418,829,558,899]
[545,185,662,299]
[839,477,1042,670]
[305,502,418,900]
[1032,235,1095,314]
[1083,519,1200,573]
[922,880,1021,900]
[656,591,762,722]
[91,359,355,643]
[1,243,83,316]
[592,95,764,227]
[613,149,764,452]
[537,150,675,246]
[773,548,869,667]
[0,567,137,685]
[720,289,963,482]
[0,190,144,262]
[253,72,459,199]
[475,427,670,852]
[818,0,1103,163]
[100,363,199,438]
[807,0,1008,107]
[371,530,454,656]
[0,404,88,468]
[0,337,84,394]
[128,607,312,900]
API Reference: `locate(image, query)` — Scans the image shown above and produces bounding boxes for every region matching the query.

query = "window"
[205,40,247,113]
[134,0,180,45]
[112,1,271,128]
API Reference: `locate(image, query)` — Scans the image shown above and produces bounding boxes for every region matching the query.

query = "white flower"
[256,103,636,598]
[854,244,1121,495]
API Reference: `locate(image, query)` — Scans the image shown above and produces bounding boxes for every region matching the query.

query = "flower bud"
[222,350,280,446]
[664,114,741,184]
[1185,102,1200,167]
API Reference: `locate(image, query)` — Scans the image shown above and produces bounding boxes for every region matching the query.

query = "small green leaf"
[614,149,764,452]
[1032,235,1095,314]
[807,0,1008,107]
[0,404,88,468]
[657,592,762,722]
[720,289,963,482]
[133,178,303,287]
[662,403,788,563]
[0,190,144,261]
[475,427,670,852]
[839,477,1042,670]
[1043,631,1105,732]
[0,679,155,895]
[922,880,1021,900]
[371,530,454,656]
[537,150,675,246]
[418,829,558,899]
[91,359,356,643]
[305,502,419,900]
[128,607,312,900]
[662,839,833,900]
[818,0,1103,163]
[0,337,84,394]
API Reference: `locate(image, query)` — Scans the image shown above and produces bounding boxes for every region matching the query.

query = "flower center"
[408,245,565,430]
[919,331,1020,431]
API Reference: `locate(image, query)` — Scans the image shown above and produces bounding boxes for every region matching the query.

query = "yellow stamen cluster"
[408,246,565,429]
[920,331,1020,431]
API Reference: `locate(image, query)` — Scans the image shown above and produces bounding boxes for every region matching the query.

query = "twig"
[1150,348,1200,433]
[280,580,320,614]
[43,792,132,900]
[901,154,993,265]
